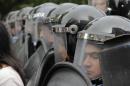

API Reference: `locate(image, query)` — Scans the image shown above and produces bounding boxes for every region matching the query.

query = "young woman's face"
[83,44,101,80]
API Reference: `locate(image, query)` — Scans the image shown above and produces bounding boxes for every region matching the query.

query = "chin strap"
[91,77,103,86]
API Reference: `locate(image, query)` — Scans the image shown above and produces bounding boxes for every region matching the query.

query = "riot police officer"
[31,3,58,51]
[74,16,130,86]
[52,5,105,63]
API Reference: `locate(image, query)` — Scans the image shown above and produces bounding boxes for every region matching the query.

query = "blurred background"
[0,0,88,20]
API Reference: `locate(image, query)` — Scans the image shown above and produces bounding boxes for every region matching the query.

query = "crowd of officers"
[4,0,130,86]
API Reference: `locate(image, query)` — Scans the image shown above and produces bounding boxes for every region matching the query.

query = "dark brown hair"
[0,22,26,85]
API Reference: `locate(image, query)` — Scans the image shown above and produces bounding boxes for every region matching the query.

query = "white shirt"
[0,66,24,86]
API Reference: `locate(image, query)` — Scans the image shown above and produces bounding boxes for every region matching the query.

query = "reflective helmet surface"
[52,5,106,63]
[16,7,33,33]
[49,3,78,25]
[31,3,58,51]
[74,16,130,81]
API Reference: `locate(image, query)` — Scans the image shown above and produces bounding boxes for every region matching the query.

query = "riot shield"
[100,35,130,86]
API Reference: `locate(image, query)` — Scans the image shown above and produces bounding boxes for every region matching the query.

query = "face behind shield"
[82,42,102,80]
[9,22,19,44]
[54,5,106,63]
[31,3,58,46]
[37,19,54,51]
[74,31,114,80]
[52,25,68,63]
[9,22,16,36]
[15,20,23,33]
[74,16,130,82]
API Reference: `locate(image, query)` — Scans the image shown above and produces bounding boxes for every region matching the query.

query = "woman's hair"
[0,22,26,84]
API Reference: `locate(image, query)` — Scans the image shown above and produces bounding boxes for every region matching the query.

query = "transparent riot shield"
[36,18,54,52]
[74,30,114,80]
[52,25,68,63]
[74,16,130,83]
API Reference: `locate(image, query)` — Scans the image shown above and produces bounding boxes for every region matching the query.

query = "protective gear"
[43,62,92,86]
[6,11,19,37]
[5,11,19,44]
[34,3,78,62]
[25,3,57,46]
[16,7,33,34]
[52,5,105,63]
[15,7,33,47]
[74,16,130,81]
[31,3,58,51]
[25,6,40,43]
[100,35,130,86]
[49,3,78,25]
